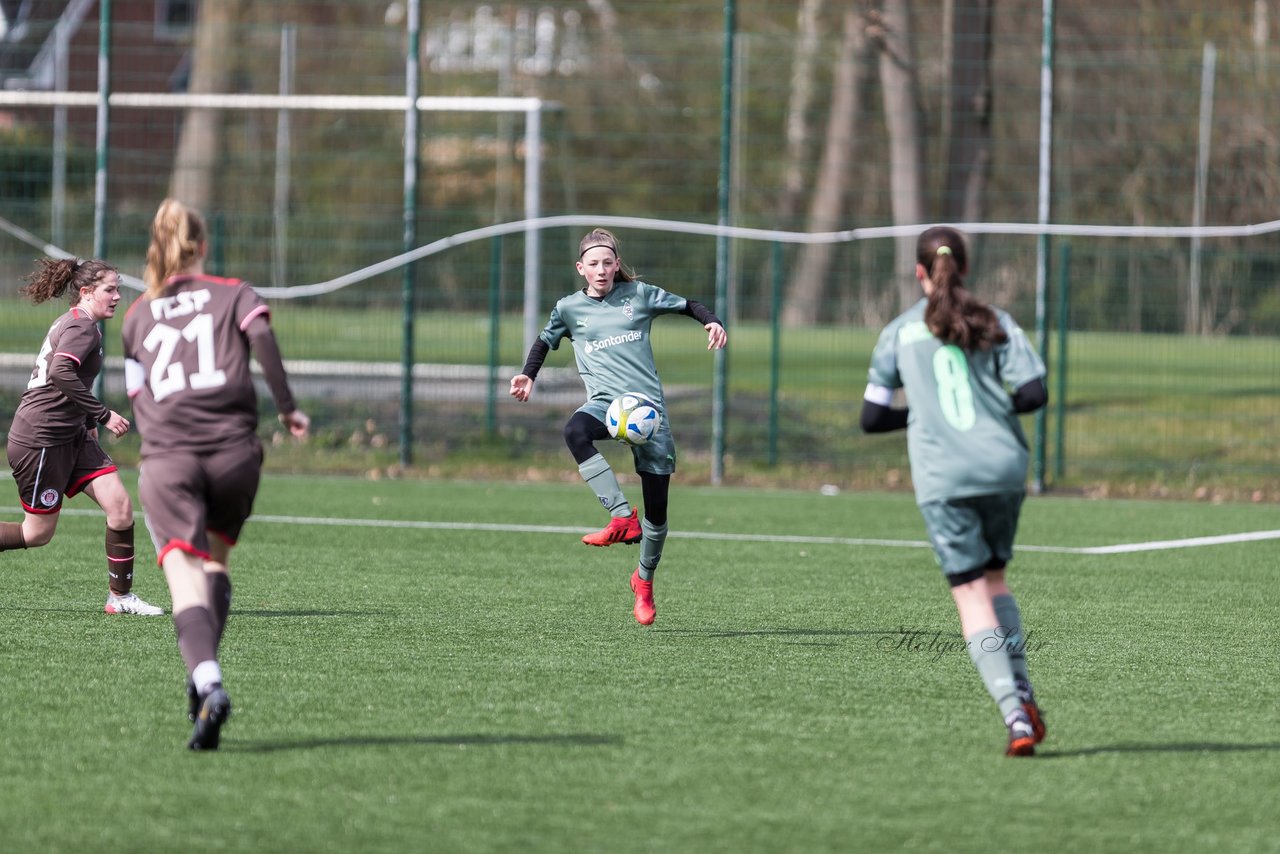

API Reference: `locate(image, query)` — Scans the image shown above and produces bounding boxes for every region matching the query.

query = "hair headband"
[936,246,952,256]
[579,243,617,259]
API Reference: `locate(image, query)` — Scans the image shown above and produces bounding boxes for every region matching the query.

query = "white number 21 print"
[142,314,227,402]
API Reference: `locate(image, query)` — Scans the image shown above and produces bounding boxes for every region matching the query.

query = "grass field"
[2,472,1279,852]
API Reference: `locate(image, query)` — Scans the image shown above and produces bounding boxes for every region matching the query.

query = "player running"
[510,228,726,625]
[860,226,1049,757]
[123,198,309,750]
[1,257,163,616]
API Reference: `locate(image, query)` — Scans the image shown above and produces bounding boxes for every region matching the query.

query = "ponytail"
[918,226,1006,351]
[144,198,206,297]
[20,257,116,305]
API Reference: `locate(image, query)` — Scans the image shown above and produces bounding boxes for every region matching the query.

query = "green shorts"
[917,491,1025,578]
[579,399,677,476]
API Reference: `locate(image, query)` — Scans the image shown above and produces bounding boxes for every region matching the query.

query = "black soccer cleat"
[188,686,232,751]
[186,679,199,722]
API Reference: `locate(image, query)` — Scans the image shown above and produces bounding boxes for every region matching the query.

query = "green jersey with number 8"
[867,298,1046,504]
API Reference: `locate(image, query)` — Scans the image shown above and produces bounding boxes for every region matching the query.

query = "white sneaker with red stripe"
[104,592,164,616]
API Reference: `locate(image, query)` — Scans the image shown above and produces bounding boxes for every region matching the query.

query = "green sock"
[992,593,1032,697]
[577,454,631,517]
[638,519,668,581]
[966,627,1022,719]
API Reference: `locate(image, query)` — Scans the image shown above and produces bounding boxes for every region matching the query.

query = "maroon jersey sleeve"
[122,275,270,454]
[9,308,106,445]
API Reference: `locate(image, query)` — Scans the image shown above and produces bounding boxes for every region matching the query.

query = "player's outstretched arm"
[681,299,724,350]
[245,315,305,437]
[510,374,533,402]
[511,338,550,402]
[705,322,727,350]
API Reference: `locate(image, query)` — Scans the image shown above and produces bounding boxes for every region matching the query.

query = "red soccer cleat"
[582,509,642,547]
[630,568,656,626]
[1023,701,1047,744]
[1005,709,1037,757]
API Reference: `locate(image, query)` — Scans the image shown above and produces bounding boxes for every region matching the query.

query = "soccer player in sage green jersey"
[860,226,1049,757]
[511,228,727,625]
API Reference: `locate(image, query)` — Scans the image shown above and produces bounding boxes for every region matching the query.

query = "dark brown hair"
[20,257,117,305]
[577,228,636,282]
[918,226,1006,351]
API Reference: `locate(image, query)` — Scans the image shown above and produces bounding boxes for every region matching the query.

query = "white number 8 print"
[142,313,227,402]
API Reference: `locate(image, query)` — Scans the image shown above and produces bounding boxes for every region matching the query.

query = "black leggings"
[564,410,669,526]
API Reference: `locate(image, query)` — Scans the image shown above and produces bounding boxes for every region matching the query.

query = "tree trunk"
[942,0,993,223]
[877,0,927,312]
[169,1,246,208]
[782,7,873,328]
[775,0,824,229]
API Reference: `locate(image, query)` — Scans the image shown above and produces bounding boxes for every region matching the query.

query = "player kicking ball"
[510,228,726,625]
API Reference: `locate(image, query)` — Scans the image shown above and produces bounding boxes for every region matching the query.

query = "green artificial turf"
[1,475,1278,852]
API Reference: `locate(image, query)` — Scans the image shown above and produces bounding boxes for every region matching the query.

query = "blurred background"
[0,1,1277,498]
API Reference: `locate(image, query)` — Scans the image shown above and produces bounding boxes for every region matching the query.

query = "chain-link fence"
[1,1,1277,494]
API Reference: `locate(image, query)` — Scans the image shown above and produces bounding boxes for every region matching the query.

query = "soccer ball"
[606,392,662,446]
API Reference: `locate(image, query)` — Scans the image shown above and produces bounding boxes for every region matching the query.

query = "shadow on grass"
[658,627,901,640]
[232,609,375,618]
[1039,742,1280,758]
[225,732,623,754]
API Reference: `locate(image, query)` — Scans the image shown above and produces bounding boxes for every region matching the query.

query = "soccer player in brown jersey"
[123,198,310,750]
[1,257,164,616]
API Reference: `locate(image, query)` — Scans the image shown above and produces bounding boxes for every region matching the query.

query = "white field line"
[41,507,1280,556]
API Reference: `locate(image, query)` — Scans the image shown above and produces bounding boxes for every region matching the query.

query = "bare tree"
[585,0,663,96]
[782,7,875,327]
[775,0,825,229]
[875,0,927,312]
[169,0,248,209]
[942,0,993,223]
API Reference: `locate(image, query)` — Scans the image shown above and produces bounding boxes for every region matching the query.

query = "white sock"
[192,660,223,696]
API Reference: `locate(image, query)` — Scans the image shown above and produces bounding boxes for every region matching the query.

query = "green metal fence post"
[399,0,421,467]
[1053,242,1070,482]
[486,235,502,436]
[1032,0,1056,492]
[210,211,224,276]
[92,0,111,400]
[711,0,736,485]
[768,241,782,466]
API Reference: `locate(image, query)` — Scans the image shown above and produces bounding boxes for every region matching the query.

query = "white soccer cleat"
[104,592,165,616]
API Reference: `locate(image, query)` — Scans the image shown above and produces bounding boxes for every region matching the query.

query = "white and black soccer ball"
[605,392,662,446]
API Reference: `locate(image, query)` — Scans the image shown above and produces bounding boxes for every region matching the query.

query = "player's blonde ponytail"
[144,198,207,297]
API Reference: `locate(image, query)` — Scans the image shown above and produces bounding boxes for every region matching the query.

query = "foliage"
[0,123,94,204]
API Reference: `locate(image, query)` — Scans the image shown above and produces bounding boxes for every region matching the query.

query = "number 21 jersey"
[122,274,270,454]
